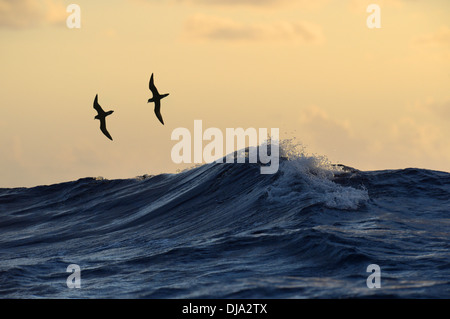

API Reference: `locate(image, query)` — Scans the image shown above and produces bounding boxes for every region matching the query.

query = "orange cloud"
[0,0,66,29]
[136,0,330,10]
[183,0,288,6]
[184,14,325,44]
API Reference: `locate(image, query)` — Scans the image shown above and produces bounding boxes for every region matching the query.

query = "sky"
[0,0,449,188]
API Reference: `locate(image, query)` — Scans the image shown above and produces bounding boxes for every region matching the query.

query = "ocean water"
[0,142,449,298]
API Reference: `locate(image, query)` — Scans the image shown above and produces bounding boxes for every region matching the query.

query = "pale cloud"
[413,98,450,122]
[0,136,111,188]
[0,0,66,29]
[184,14,325,44]
[386,99,450,165]
[430,100,450,120]
[182,0,288,6]
[139,0,329,9]
[410,26,450,61]
[388,117,443,158]
[296,104,450,171]
[296,106,368,164]
[414,26,450,46]
[195,0,331,10]
[348,0,405,12]
[11,135,26,166]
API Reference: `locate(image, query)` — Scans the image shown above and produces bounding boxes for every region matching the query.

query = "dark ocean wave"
[0,142,449,298]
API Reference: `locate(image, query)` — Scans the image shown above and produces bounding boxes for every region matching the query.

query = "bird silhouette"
[148,73,169,125]
[93,94,114,141]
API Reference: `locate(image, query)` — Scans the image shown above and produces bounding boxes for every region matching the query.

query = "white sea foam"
[269,138,369,210]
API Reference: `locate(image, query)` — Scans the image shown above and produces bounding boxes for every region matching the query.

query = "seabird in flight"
[148,73,169,125]
[93,94,114,141]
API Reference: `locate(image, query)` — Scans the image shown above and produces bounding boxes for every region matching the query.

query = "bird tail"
[161,93,169,99]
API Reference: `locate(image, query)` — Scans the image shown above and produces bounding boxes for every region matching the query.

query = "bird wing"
[154,100,164,125]
[99,118,113,140]
[149,73,160,96]
[93,94,105,115]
